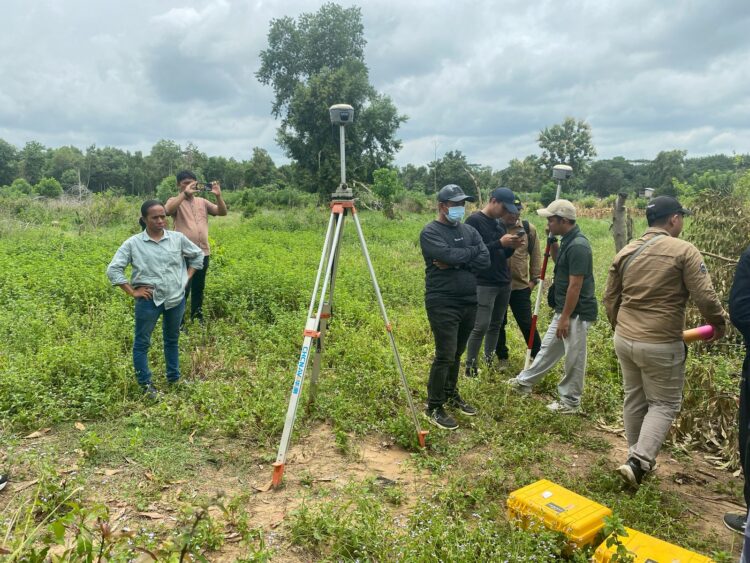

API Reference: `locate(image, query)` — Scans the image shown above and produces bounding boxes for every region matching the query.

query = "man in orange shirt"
[165,171,228,323]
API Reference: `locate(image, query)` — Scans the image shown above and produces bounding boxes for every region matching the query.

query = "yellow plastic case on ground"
[507,479,612,549]
[593,527,714,562]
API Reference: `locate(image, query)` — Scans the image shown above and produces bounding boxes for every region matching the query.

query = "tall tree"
[0,139,18,186]
[257,3,406,193]
[146,139,183,184]
[19,141,47,185]
[45,145,84,180]
[428,151,486,198]
[181,142,207,174]
[538,117,597,176]
[500,155,545,193]
[257,3,366,118]
[244,147,279,187]
[650,149,687,195]
[399,164,430,193]
[584,160,626,197]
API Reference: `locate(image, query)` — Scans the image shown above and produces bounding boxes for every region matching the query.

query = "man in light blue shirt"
[107,200,204,396]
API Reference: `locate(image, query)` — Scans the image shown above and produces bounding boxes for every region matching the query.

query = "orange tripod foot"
[271,462,285,488]
[417,430,428,448]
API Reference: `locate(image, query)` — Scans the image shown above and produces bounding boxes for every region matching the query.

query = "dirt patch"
[595,426,745,549]
[1,423,426,561]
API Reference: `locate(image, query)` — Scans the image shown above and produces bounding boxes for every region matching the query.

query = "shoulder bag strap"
[620,234,667,278]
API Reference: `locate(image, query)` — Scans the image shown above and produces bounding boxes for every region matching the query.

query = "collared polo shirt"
[167,195,212,256]
[553,225,597,322]
[106,230,204,309]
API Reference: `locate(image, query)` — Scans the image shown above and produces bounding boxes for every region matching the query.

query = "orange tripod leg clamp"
[417,430,428,448]
[271,462,285,488]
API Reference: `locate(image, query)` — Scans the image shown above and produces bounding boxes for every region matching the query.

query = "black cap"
[438,184,475,203]
[489,187,519,214]
[646,196,691,221]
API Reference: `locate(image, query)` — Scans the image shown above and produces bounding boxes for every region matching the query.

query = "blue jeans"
[133,298,185,386]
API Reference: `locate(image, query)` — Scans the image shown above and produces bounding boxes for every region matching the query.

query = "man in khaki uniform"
[603,195,726,488]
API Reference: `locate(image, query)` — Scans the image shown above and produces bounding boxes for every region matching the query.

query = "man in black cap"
[419,184,490,430]
[603,195,726,488]
[464,187,524,376]
[497,196,542,365]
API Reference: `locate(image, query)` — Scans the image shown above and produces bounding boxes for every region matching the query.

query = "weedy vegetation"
[0,192,744,560]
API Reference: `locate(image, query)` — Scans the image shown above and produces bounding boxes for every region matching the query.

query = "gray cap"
[437,184,475,203]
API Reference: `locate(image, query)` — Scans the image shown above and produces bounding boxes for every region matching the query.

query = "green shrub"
[35,177,63,198]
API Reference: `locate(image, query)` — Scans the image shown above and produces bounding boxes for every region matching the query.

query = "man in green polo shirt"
[505,199,597,414]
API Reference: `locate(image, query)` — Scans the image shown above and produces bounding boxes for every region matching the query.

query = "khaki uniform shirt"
[166,195,215,256]
[603,227,727,343]
[506,221,542,291]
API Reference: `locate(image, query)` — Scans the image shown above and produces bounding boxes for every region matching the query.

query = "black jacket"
[464,211,515,286]
[730,244,750,347]
[419,220,490,305]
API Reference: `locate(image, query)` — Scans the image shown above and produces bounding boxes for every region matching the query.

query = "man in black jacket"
[465,187,523,376]
[724,245,750,541]
[419,184,490,430]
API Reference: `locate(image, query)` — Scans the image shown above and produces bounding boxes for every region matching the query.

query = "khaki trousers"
[614,333,686,471]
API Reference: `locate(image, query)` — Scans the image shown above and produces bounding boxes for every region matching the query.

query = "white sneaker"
[504,378,532,395]
[0,474,8,491]
[546,401,581,415]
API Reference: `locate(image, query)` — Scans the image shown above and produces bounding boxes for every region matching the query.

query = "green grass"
[0,200,740,560]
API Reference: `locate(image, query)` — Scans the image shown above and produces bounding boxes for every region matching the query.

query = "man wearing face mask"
[419,184,490,430]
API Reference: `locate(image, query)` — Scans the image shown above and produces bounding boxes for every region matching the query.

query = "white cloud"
[0,0,749,170]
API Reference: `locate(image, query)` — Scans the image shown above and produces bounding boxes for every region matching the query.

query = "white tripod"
[271,105,427,488]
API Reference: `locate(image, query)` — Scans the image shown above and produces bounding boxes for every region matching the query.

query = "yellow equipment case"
[507,479,612,549]
[593,527,714,562]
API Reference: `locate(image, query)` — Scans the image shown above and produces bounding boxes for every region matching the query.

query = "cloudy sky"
[1,0,749,170]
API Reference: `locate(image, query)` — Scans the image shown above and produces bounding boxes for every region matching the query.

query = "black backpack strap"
[522,220,535,250]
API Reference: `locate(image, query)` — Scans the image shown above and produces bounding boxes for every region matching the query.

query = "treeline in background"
[2,131,750,211]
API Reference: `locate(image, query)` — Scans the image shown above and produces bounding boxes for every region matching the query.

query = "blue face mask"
[446,205,465,223]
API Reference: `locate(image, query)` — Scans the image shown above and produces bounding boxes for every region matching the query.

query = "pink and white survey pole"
[683,324,715,343]
[524,164,573,371]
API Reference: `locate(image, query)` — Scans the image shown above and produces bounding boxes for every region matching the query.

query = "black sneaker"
[142,383,160,400]
[723,512,746,535]
[617,457,646,488]
[0,474,8,492]
[447,395,477,416]
[424,406,459,430]
[464,361,478,378]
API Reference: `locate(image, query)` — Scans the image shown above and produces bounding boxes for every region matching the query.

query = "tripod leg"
[272,206,347,487]
[351,210,427,448]
[309,212,344,404]
[308,302,330,406]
